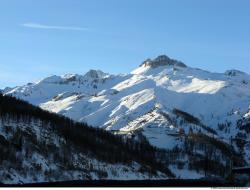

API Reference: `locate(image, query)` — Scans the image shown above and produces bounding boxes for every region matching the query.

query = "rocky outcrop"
[140,55,186,68]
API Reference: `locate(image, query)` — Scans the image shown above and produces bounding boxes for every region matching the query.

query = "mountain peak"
[37,75,63,84]
[83,69,109,79]
[140,55,186,68]
[224,69,246,77]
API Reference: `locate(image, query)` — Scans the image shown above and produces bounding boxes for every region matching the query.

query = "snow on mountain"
[4,55,250,175]
[0,94,171,184]
[0,118,165,184]
[5,55,250,134]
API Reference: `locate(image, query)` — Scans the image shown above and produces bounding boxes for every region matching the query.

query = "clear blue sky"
[0,0,250,88]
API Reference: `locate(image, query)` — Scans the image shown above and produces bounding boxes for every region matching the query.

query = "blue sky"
[0,0,250,88]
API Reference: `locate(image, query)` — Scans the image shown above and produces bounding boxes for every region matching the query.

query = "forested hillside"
[0,93,173,184]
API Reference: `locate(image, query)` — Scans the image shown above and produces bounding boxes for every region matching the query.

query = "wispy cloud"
[21,22,88,31]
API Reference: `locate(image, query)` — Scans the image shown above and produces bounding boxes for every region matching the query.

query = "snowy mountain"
[4,55,250,181]
[0,94,170,184]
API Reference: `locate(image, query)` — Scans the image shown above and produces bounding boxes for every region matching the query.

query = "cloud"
[21,22,88,31]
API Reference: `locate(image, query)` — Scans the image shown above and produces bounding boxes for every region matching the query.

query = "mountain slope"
[4,55,250,179]
[0,94,173,184]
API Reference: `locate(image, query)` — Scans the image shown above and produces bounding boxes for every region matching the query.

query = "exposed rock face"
[224,69,246,77]
[140,55,187,68]
[83,69,109,79]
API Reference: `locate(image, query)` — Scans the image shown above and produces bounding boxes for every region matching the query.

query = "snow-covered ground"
[0,118,167,184]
